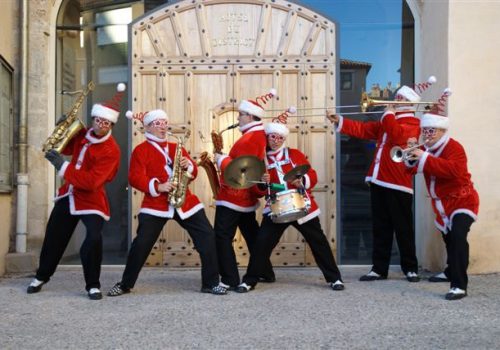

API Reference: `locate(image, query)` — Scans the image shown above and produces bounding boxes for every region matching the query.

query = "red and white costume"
[337,110,420,194]
[56,128,120,221]
[128,133,203,219]
[215,121,266,211]
[258,147,319,224]
[407,134,479,233]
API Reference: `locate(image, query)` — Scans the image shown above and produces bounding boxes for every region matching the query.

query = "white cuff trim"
[58,161,70,178]
[149,178,161,197]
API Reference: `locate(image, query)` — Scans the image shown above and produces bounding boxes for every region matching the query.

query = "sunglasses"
[422,127,437,137]
[148,119,168,128]
[93,117,112,128]
[268,133,285,142]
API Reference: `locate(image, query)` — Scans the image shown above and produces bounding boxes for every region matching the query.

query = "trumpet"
[361,92,435,113]
[390,142,426,163]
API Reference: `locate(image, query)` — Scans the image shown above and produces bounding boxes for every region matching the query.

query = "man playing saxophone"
[108,109,226,296]
[27,83,124,300]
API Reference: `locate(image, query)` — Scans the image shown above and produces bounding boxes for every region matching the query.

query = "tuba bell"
[42,81,95,153]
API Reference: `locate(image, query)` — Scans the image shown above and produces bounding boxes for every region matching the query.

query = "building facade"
[0,0,499,275]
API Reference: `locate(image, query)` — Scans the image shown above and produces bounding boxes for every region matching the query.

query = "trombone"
[390,142,426,163]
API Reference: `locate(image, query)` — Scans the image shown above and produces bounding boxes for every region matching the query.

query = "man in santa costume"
[406,90,479,300]
[214,90,276,290]
[107,109,226,296]
[236,110,344,292]
[27,83,124,300]
[327,77,436,283]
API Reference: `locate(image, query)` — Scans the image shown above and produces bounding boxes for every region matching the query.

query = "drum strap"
[267,148,295,190]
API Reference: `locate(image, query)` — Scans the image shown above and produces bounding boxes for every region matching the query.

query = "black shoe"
[27,279,45,294]
[429,272,450,283]
[235,283,254,293]
[107,282,130,297]
[88,288,103,300]
[201,285,227,295]
[406,272,421,283]
[359,271,387,281]
[445,288,467,300]
[330,280,345,291]
[258,276,276,283]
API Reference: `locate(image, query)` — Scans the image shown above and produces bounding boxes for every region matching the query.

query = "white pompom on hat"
[421,89,452,129]
[264,106,297,137]
[91,83,126,124]
[238,88,277,119]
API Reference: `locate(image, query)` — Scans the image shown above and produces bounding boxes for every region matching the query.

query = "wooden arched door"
[130,0,338,267]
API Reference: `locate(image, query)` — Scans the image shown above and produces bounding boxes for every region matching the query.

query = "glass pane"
[303,0,413,264]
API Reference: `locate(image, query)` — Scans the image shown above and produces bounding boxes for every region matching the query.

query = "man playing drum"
[235,109,344,292]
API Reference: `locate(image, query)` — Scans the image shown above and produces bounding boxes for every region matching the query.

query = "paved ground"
[1,266,499,349]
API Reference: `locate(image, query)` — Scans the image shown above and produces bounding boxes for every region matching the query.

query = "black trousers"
[214,206,275,287]
[36,197,104,291]
[370,183,418,276]
[121,210,220,289]
[441,214,474,290]
[242,216,342,287]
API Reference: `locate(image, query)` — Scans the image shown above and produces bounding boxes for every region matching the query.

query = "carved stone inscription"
[212,13,256,48]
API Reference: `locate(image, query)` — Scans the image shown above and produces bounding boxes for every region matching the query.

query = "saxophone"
[168,130,194,208]
[42,81,95,153]
[197,122,239,198]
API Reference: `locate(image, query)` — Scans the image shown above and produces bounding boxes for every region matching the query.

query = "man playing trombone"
[327,79,436,283]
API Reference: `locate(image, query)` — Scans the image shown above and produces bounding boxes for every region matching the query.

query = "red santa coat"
[337,110,420,193]
[128,135,203,219]
[216,121,266,212]
[256,147,320,224]
[56,128,120,221]
[408,134,479,233]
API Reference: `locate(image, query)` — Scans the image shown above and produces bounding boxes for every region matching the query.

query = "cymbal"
[283,164,311,182]
[223,155,265,189]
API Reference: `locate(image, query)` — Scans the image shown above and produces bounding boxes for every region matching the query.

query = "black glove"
[55,114,68,125]
[45,150,65,171]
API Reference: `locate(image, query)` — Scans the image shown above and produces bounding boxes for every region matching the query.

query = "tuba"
[197,122,239,198]
[42,81,95,153]
[168,130,193,208]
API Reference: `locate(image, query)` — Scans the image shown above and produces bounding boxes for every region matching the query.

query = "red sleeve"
[340,118,381,141]
[128,146,151,193]
[221,132,266,172]
[64,143,120,191]
[423,143,469,179]
[289,149,318,189]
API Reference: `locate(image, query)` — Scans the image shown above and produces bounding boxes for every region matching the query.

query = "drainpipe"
[16,0,29,253]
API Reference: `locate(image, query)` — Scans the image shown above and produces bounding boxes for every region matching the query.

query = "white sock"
[449,288,466,295]
[366,271,380,277]
[332,280,343,286]
[407,272,418,277]
[238,283,251,291]
[29,278,44,287]
[89,288,101,294]
[219,282,230,289]
[435,272,447,279]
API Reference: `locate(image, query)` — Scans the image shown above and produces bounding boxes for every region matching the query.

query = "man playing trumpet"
[405,90,479,300]
[327,78,437,283]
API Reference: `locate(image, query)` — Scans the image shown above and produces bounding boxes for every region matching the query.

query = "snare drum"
[269,189,310,223]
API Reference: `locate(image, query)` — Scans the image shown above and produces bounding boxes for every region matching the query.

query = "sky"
[297,0,404,88]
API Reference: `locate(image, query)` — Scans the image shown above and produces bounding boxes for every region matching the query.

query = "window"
[341,72,353,91]
[0,55,13,192]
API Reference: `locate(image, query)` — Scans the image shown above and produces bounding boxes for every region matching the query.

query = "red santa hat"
[395,76,436,103]
[238,88,277,119]
[421,88,452,129]
[125,109,168,126]
[264,106,297,137]
[91,83,126,124]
